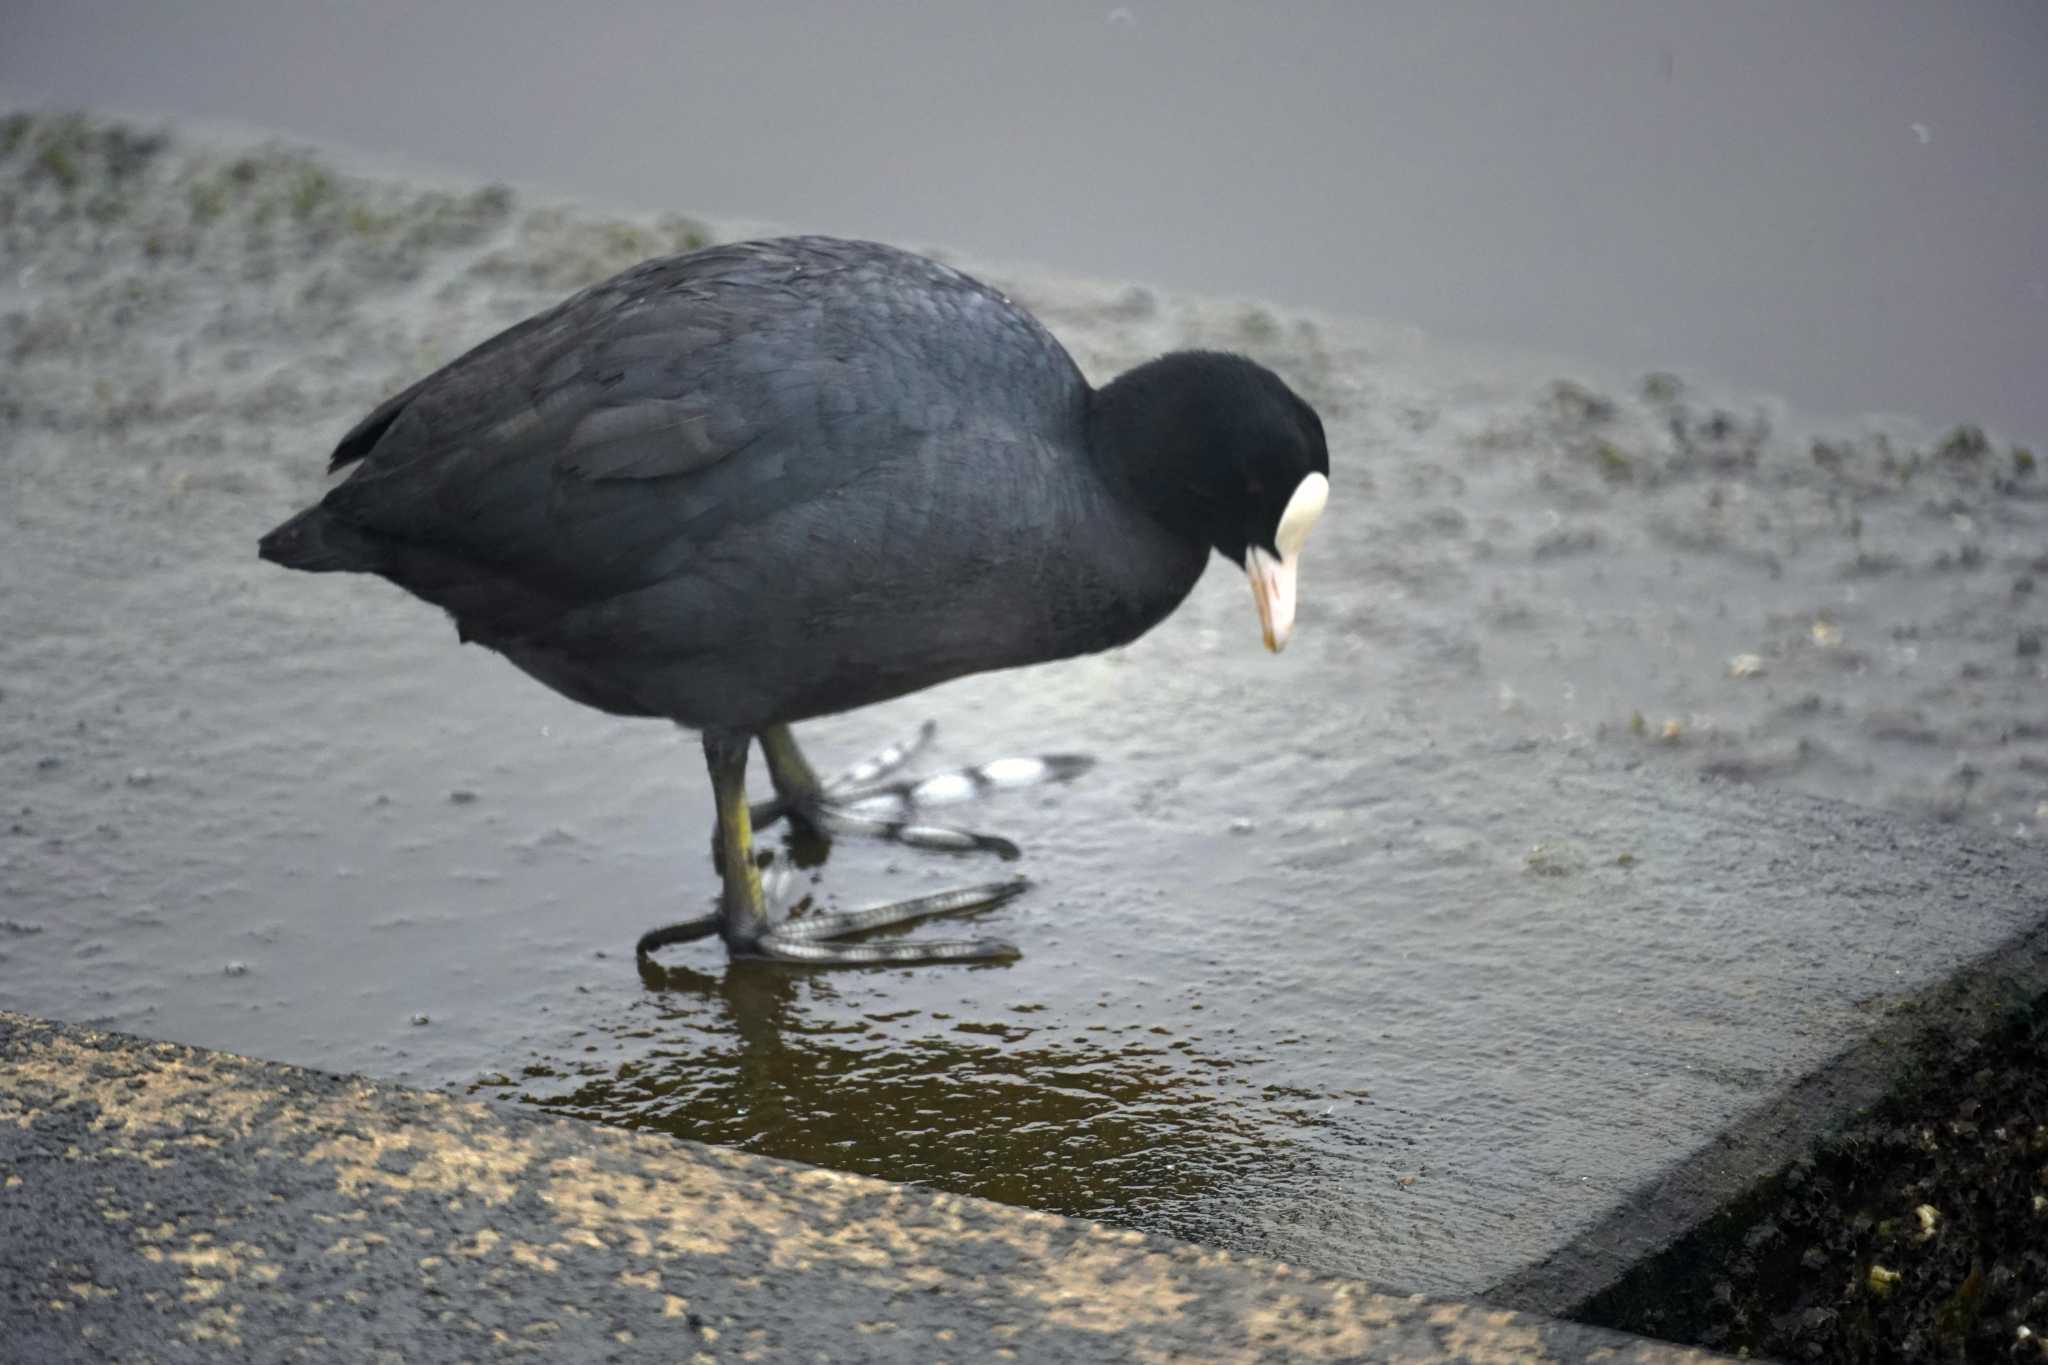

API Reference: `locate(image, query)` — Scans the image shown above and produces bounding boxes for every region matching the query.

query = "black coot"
[260,237,1329,965]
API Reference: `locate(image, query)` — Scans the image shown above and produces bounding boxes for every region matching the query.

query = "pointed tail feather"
[257,506,383,574]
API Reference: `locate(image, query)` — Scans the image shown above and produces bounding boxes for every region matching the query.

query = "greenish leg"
[636,724,1074,968]
[759,724,823,808]
[703,728,770,951]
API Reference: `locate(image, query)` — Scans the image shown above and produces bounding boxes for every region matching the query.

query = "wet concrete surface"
[0,1013,1729,1365]
[2,113,2046,1303]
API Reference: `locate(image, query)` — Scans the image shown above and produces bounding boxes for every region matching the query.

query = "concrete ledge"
[0,1012,1721,1364]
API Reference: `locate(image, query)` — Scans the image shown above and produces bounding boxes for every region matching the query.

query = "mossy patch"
[1548,379,1617,427]
[1641,371,1684,404]
[468,206,716,294]
[1591,439,1635,484]
[1935,425,1991,466]
[3,111,166,196]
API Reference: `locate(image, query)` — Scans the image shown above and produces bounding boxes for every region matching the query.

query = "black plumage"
[262,236,1328,964]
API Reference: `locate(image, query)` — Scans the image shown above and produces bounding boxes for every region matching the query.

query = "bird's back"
[260,238,1193,729]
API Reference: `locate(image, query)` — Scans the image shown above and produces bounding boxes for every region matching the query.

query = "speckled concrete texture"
[0,1012,1723,1364]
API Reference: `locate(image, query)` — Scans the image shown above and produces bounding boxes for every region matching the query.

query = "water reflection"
[514,955,1324,1240]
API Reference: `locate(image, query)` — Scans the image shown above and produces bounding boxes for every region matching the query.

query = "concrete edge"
[0,1011,1724,1364]
[1487,911,2048,1317]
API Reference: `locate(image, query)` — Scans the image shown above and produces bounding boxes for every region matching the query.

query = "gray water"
[3,1,2043,448]
[1,116,2044,1297]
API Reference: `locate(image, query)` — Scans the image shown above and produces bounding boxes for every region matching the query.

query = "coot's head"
[1091,351,1330,651]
